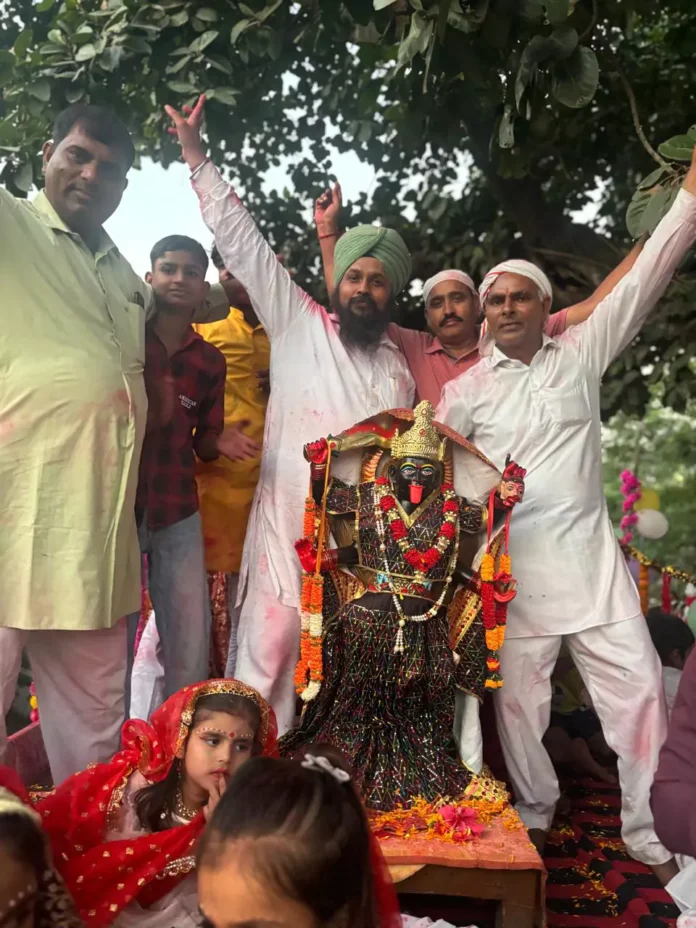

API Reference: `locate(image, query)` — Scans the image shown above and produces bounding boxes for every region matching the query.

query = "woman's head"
[197,749,380,928]
[0,790,46,928]
[136,691,264,833]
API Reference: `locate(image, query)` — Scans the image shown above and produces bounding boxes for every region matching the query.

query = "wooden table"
[380,813,545,928]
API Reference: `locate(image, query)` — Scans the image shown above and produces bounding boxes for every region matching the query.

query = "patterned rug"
[545,775,680,928]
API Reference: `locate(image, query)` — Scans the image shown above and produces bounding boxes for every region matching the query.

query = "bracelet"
[189,157,211,180]
[318,230,341,241]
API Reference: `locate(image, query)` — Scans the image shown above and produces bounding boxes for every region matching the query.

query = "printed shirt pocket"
[540,382,591,426]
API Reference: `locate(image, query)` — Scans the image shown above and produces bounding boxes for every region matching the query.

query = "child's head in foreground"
[196,747,389,928]
[646,608,695,669]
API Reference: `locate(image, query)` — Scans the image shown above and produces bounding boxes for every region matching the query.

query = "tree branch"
[578,0,598,43]
[614,60,669,169]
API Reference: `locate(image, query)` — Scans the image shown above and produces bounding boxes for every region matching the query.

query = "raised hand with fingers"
[164,93,207,171]
[315,181,342,236]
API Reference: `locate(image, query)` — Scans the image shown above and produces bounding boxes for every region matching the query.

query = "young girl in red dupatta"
[34,680,277,928]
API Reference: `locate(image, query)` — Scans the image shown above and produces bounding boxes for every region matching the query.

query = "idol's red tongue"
[409,484,423,505]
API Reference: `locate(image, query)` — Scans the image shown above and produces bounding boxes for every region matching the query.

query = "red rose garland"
[375,477,458,572]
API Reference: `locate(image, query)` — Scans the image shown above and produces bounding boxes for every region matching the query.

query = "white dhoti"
[0,622,127,785]
[495,615,670,866]
[235,549,301,735]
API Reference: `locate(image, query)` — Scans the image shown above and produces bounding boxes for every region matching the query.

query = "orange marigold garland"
[482,491,516,690]
[294,447,332,702]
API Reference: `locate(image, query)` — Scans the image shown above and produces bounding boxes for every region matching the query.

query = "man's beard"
[331,292,393,353]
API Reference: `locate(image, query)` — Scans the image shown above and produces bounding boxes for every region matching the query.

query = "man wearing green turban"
[328,224,412,351]
[171,95,415,734]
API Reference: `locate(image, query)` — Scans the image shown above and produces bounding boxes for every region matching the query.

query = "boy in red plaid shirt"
[127,235,259,711]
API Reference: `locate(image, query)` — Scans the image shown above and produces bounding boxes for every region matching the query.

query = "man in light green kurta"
[0,104,229,785]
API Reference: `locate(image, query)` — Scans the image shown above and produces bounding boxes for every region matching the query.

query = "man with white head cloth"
[315,182,643,405]
[436,150,696,884]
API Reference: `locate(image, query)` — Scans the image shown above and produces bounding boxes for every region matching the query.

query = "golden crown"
[391,401,447,463]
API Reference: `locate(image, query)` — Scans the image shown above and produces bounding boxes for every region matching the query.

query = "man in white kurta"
[171,100,415,732]
[437,168,696,873]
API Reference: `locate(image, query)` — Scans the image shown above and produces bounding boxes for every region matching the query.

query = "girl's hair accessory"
[300,754,351,784]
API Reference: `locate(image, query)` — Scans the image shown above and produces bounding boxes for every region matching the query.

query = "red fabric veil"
[369,832,402,928]
[34,679,278,927]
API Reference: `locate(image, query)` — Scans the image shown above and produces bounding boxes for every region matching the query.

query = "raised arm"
[574,148,696,376]
[165,95,314,340]
[563,239,645,326]
[314,182,342,299]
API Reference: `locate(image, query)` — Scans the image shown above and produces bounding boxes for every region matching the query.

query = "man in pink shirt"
[316,183,642,405]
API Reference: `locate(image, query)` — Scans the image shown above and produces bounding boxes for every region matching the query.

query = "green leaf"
[515,35,548,111]
[517,0,543,21]
[99,46,122,71]
[551,46,599,108]
[547,24,577,61]
[65,85,85,103]
[397,12,432,68]
[207,87,238,106]
[123,36,153,54]
[625,188,651,238]
[189,29,218,53]
[205,53,233,74]
[196,7,218,21]
[36,0,55,11]
[14,29,34,58]
[230,19,255,45]
[14,162,34,193]
[47,29,65,45]
[498,104,515,148]
[658,135,695,163]
[637,166,671,191]
[28,80,51,102]
[167,80,197,93]
[75,43,97,62]
[169,10,189,26]
[639,184,678,236]
[545,0,570,24]
[166,53,191,74]
[374,0,399,8]
[258,0,284,23]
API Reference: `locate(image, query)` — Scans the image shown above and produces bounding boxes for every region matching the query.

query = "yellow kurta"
[0,188,228,631]
[193,310,270,573]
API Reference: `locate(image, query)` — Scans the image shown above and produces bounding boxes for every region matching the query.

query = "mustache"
[349,293,378,313]
[440,313,463,326]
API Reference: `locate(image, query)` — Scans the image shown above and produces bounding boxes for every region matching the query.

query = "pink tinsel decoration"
[619,469,642,546]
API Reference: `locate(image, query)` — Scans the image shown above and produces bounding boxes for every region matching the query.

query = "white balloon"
[635,508,669,540]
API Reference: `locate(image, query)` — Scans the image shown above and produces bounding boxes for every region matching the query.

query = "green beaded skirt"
[280,594,472,811]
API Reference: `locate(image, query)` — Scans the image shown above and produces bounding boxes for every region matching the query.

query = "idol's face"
[389,456,442,506]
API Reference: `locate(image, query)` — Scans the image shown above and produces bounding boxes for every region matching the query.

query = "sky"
[104,149,378,281]
[104,148,602,284]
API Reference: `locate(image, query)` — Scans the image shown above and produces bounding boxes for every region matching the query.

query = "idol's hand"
[315,181,342,233]
[304,437,330,466]
[165,94,207,171]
